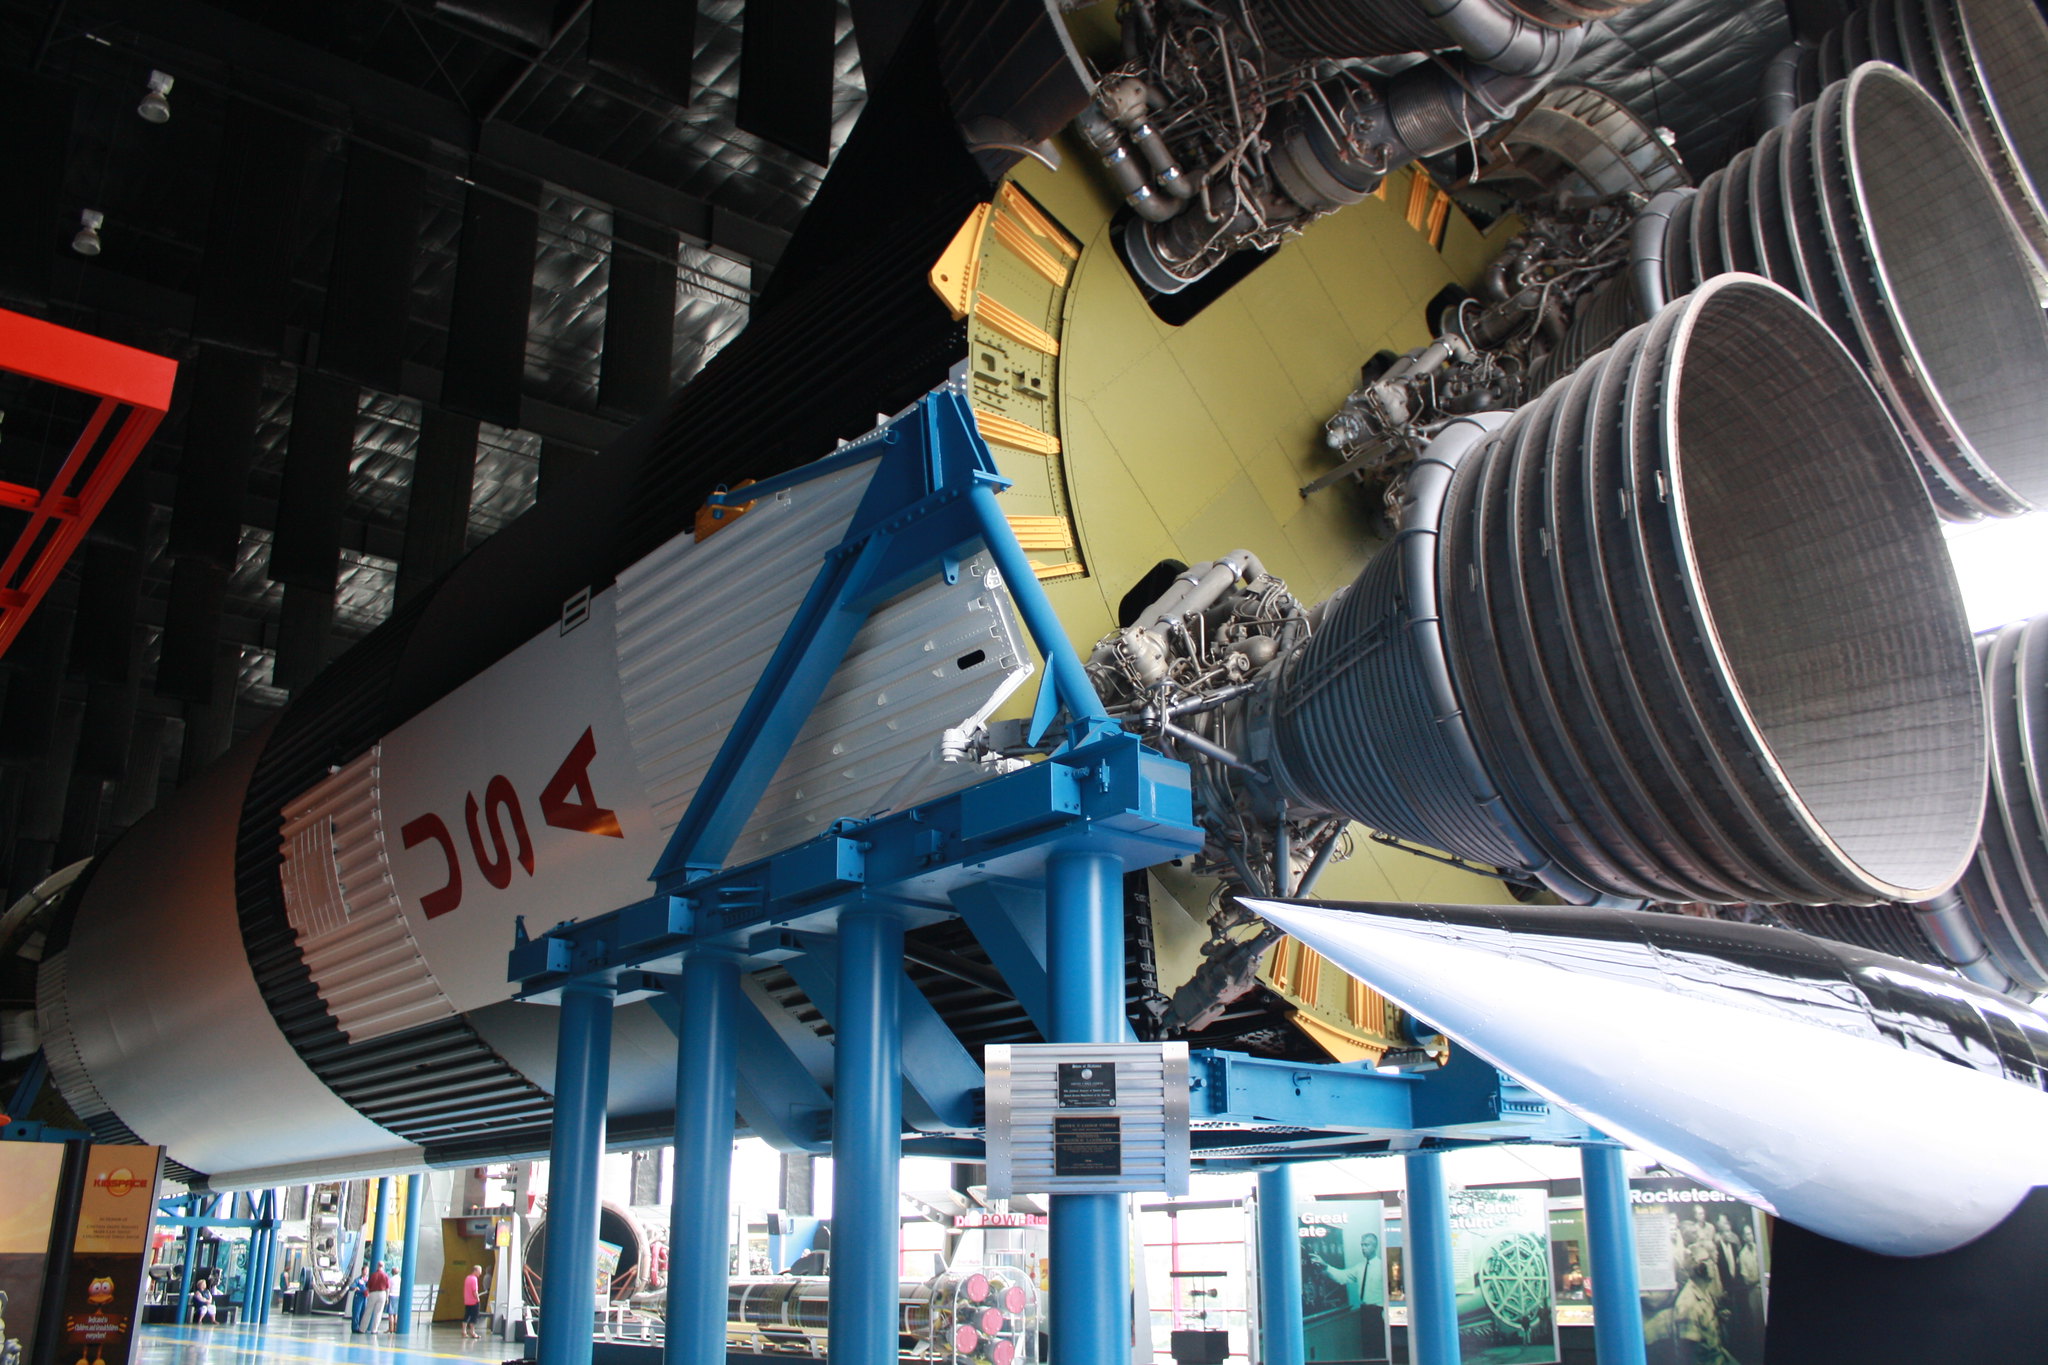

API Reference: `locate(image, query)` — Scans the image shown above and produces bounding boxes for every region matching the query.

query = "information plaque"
[985,1042,1190,1196]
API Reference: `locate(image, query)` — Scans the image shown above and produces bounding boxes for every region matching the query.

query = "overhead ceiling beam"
[97,0,791,267]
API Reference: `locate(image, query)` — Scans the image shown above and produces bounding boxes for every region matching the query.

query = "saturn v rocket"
[22,0,2048,1264]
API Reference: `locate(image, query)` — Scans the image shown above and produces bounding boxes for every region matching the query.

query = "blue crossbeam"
[511,728,1202,996]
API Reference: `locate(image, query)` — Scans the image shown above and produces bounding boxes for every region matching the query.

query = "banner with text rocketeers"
[59,1146,163,1365]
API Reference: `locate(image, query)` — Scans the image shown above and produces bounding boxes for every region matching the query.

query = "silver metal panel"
[613,459,1032,863]
[984,1042,1192,1197]
[279,748,457,1042]
[42,728,418,1177]
[192,1146,439,1193]
[614,462,878,827]
[734,550,1032,860]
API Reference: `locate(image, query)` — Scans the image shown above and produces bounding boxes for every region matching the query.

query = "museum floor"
[138,1319,514,1365]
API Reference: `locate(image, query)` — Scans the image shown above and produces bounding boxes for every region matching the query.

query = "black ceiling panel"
[155,554,228,703]
[0,65,77,308]
[395,406,480,606]
[166,346,265,569]
[194,99,315,354]
[441,164,539,427]
[269,370,359,591]
[587,0,694,107]
[598,213,679,419]
[739,0,837,165]
[322,139,427,393]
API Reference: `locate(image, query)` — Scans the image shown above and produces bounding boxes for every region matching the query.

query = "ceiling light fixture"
[137,70,173,123]
[72,210,104,256]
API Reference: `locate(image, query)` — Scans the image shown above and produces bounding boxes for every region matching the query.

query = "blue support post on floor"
[539,981,616,1365]
[1581,1145,1647,1365]
[398,1173,424,1334]
[373,1176,393,1272]
[175,1211,196,1326]
[829,908,904,1365]
[665,950,742,1365]
[1403,1151,1458,1365]
[265,1194,281,1322]
[250,1193,273,1324]
[1045,847,1130,1365]
[1257,1166,1305,1365]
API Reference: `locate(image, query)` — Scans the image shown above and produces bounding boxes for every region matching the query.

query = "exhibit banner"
[1448,1188,1557,1365]
[1631,1177,1767,1365]
[61,1146,163,1365]
[0,1145,67,1365]
[1296,1198,1388,1363]
[1545,1208,1591,1329]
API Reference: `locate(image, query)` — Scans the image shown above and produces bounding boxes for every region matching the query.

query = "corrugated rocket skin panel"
[45,718,424,1182]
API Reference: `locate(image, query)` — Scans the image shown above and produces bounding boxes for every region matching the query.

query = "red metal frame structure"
[0,308,177,659]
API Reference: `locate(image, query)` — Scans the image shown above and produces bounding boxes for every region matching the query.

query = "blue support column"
[250,1193,273,1324]
[665,950,742,1365]
[1581,1146,1647,1365]
[373,1176,393,1271]
[829,908,904,1365]
[399,1173,425,1334]
[1045,847,1130,1365]
[175,1209,196,1325]
[1257,1166,1305,1365]
[262,1193,279,1324]
[539,982,616,1365]
[1403,1152,1458,1365]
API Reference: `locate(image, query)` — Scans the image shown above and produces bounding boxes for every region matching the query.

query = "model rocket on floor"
[1244,897,2048,1258]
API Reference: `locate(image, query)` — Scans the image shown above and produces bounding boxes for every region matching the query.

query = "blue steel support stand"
[1403,1152,1458,1365]
[399,1173,424,1334]
[507,393,1204,1365]
[664,951,742,1365]
[1581,1146,1647,1365]
[539,982,616,1365]
[1256,1166,1305,1365]
[829,908,906,1365]
[1046,848,1130,1365]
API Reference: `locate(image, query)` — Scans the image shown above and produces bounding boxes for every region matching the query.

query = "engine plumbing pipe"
[1075,104,1178,222]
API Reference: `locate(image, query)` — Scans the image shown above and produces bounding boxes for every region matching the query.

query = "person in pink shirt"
[461,1265,484,1340]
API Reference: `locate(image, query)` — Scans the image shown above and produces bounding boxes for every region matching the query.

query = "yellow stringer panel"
[999,182,1080,257]
[1007,514,1076,550]
[1426,190,1453,248]
[928,203,992,320]
[1405,170,1434,233]
[1261,935,1407,1063]
[977,295,1061,355]
[992,212,1072,287]
[929,189,1087,579]
[1289,1011,1389,1065]
[974,406,1062,456]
